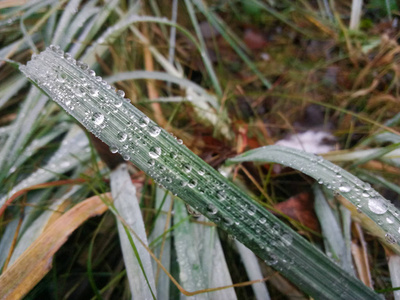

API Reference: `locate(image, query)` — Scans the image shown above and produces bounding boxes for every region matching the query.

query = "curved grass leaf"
[19,46,380,300]
[227,145,400,254]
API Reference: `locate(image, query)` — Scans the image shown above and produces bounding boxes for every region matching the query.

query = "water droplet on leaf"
[368,197,388,215]
[149,147,161,159]
[92,112,104,125]
[117,132,127,142]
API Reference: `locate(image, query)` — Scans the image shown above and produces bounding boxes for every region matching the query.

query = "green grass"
[1,1,400,299]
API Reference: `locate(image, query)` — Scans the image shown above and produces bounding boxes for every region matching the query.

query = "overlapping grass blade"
[313,185,354,274]
[228,145,400,253]
[193,216,237,300]
[0,126,89,210]
[110,164,156,299]
[149,187,172,300]
[173,199,208,299]
[235,241,270,300]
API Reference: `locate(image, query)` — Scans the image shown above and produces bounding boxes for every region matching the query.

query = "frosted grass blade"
[173,199,208,299]
[235,241,270,300]
[149,187,172,300]
[0,87,46,176]
[51,0,82,46]
[387,254,400,299]
[0,126,89,209]
[110,164,156,300]
[228,145,400,253]
[184,0,222,97]
[9,122,70,174]
[0,75,27,108]
[105,71,218,109]
[58,2,100,49]
[228,145,400,252]
[19,46,380,299]
[313,185,354,274]
[193,216,237,300]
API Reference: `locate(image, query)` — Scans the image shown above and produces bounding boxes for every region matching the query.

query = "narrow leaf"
[110,164,156,300]
[228,145,400,253]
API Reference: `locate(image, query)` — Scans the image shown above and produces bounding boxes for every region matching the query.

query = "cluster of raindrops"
[269,146,400,245]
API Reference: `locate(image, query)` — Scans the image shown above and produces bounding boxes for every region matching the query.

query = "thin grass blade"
[110,164,156,300]
[228,145,400,253]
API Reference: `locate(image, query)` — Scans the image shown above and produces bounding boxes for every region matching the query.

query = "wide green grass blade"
[19,46,380,300]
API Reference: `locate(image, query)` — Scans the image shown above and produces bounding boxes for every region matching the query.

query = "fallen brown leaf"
[0,193,111,300]
[273,192,320,233]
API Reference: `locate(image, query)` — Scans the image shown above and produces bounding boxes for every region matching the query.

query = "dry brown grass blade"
[351,223,373,288]
[0,178,87,217]
[0,0,29,9]
[143,24,167,128]
[0,193,111,300]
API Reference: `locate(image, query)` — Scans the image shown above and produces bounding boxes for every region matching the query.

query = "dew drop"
[123,154,130,161]
[223,217,233,226]
[386,217,394,224]
[110,145,118,153]
[339,183,352,193]
[198,168,205,176]
[74,85,85,97]
[92,112,104,125]
[259,217,267,224]
[139,116,150,127]
[216,190,226,201]
[148,125,161,137]
[80,62,89,71]
[188,179,197,188]
[183,164,192,173]
[117,89,125,97]
[56,72,67,83]
[265,254,278,266]
[247,205,256,216]
[117,132,127,142]
[88,85,99,97]
[149,147,161,159]
[113,98,123,108]
[362,191,370,198]
[281,233,293,246]
[207,204,218,215]
[385,233,397,244]
[180,180,188,187]
[368,197,388,215]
